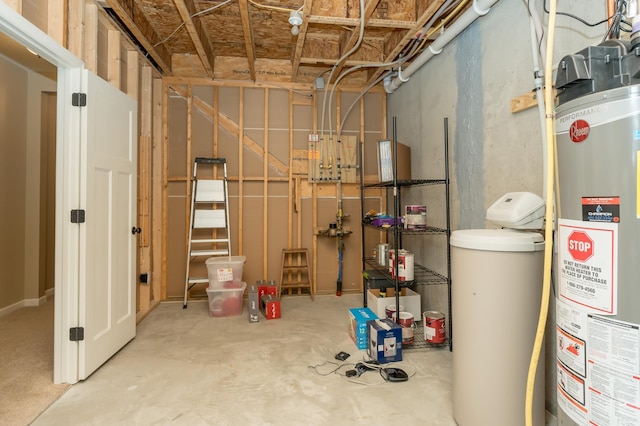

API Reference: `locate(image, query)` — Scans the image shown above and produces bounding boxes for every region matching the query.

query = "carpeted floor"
[0,300,71,426]
[32,293,457,425]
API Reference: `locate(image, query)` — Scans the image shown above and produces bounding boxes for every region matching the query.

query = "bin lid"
[450,229,544,252]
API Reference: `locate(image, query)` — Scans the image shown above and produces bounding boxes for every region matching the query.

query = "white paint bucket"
[392,311,415,345]
[397,250,414,281]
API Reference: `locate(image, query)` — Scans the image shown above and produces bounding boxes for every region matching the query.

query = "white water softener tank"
[554,40,640,426]
[451,192,546,426]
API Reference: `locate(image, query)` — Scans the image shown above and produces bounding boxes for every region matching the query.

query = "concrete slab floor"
[33,294,557,425]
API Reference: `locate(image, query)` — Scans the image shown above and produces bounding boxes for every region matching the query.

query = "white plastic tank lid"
[450,229,544,252]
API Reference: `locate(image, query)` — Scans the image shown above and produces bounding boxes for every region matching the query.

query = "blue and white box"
[367,318,403,363]
[349,307,378,349]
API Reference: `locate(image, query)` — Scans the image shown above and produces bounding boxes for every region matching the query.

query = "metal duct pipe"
[384,0,501,93]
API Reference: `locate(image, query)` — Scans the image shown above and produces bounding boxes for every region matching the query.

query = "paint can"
[423,311,446,344]
[377,243,389,266]
[397,250,414,282]
[385,304,404,319]
[388,249,395,277]
[392,311,415,345]
[405,205,427,230]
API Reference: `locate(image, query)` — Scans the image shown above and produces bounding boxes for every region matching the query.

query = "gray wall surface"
[387,0,607,416]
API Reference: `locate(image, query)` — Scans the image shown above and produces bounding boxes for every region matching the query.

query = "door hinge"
[70,209,85,224]
[72,93,87,107]
[69,327,84,342]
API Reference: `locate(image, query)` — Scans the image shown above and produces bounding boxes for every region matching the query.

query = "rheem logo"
[569,120,590,143]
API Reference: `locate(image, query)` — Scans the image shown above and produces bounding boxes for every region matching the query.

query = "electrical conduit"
[384,0,500,94]
[525,0,557,424]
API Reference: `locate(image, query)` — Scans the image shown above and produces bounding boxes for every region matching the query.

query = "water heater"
[554,40,640,425]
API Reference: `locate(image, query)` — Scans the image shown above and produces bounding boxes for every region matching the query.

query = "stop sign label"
[568,231,594,262]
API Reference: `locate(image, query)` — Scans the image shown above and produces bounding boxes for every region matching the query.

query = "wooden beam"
[105,0,172,75]
[330,0,382,83]
[511,90,543,114]
[107,29,121,89]
[238,87,245,255]
[84,2,98,73]
[5,0,21,13]
[307,15,415,29]
[48,0,64,46]
[161,81,170,300]
[152,77,164,304]
[367,0,447,85]
[67,0,84,59]
[127,50,139,100]
[172,0,215,78]
[263,88,269,275]
[238,0,256,80]
[291,0,313,82]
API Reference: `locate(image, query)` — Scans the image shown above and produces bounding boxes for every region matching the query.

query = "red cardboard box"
[257,280,268,303]
[261,294,281,319]
[266,281,278,297]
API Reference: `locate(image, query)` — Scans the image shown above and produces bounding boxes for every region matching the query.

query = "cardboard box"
[257,280,268,303]
[261,294,281,319]
[377,140,411,182]
[366,287,421,321]
[266,281,278,297]
[348,307,378,349]
[367,318,403,363]
[248,283,259,323]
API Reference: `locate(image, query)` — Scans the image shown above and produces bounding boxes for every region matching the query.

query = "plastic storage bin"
[206,281,246,317]
[206,255,246,289]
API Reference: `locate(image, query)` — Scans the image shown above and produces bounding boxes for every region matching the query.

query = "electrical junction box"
[486,192,545,230]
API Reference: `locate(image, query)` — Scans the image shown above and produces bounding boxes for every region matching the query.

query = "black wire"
[308,361,354,377]
[543,0,614,27]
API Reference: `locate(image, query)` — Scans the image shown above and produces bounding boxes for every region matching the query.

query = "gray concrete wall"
[387,0,606,416]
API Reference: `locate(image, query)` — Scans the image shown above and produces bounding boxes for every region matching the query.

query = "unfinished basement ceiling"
[102,0,469,85]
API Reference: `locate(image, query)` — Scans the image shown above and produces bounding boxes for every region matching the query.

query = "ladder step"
[281,281,311,286]
[188,277,209,284]
[190,238,230,244]
[191,249,229,256]
[283,265,309,270]
[194,180,225,202]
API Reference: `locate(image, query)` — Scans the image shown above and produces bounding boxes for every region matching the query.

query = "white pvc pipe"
[385,0,500,93]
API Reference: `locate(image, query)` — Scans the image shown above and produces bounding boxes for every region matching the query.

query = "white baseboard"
[0,300,28,317]
[24,296,47,307]
[0,291,54,317]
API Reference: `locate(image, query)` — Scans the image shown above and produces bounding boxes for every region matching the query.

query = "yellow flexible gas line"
[525,0,557,424]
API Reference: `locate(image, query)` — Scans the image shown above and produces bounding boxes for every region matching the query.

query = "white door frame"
[0,2,84,384]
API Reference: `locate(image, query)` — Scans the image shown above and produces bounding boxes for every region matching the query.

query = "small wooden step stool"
[279,248,314,300]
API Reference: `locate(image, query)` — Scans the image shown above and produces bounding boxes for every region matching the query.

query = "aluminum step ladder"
[183,157,231,308]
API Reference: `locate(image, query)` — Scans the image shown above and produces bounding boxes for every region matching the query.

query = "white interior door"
[78,70,137,379]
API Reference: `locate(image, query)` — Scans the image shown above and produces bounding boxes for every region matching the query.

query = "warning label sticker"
[582,196,620,223]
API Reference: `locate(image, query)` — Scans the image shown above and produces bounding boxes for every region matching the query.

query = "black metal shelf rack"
[359,117,452,351]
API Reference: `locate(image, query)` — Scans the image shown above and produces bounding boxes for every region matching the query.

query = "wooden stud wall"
[162,79,386,300]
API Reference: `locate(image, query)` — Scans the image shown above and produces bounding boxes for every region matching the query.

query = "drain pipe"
[384,0,501,94]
